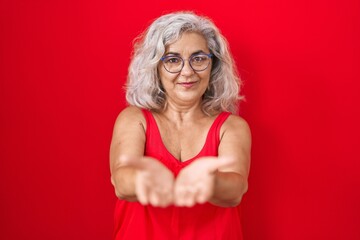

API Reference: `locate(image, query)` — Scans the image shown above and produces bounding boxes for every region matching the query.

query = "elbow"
[210,192,246,207]
[114,190,123,199]
[225,177,248,206]
[225,179,249,207]
[211,173,249,207]
[113,184,137,201]
[223,194,247,207]
[111,174,137,202]
[221,193,246,207]
[111,176,124,199]
[222,200,241,207]
[115,191,130,201]
[211,197,242,207]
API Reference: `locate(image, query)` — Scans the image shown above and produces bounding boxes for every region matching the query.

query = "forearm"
[209,171,248,207]
[111,166,138,201]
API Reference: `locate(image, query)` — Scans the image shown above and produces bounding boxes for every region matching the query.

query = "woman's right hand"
[121,156,175,207]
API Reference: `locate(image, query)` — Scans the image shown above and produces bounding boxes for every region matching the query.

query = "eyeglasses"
[160,53,213,73]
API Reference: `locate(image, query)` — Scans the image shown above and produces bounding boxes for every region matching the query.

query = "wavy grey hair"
[126,11,243,115]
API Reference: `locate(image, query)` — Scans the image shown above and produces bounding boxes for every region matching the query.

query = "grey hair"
[126,11,243,115]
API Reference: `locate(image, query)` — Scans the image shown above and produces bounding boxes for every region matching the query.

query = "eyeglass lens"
[162,54,211,73]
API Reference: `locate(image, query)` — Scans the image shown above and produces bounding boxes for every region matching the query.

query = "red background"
[1,0,359,239]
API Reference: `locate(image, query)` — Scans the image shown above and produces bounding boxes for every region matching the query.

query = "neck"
[161,100,205,124]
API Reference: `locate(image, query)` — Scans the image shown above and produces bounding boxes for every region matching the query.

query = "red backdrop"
[1,0,359,239]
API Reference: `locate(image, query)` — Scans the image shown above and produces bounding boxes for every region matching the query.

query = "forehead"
[165,32,209,54]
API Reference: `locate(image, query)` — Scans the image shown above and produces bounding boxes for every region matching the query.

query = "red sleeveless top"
[113,109,243,240]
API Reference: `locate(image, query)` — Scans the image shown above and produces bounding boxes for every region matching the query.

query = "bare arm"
[110,107,174,207]
[109,106,146,201]
[173,115,251,208]
[210,115,251,207]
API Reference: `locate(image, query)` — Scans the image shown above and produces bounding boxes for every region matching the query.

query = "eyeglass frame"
[160,53,213,74]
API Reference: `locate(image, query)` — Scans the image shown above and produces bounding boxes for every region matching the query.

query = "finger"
[175,185,196,207]
[196,186,212,204]
[158,191,173,208]
[159,186,174,207]
[195,179,214,204]
[149,191,160,207]
[153,187,167,207]
[193,185,206,204]
[196,188,210,204]
[135,173,149,205]
[165,192,174,207]
[174,185,187,206]
[183,188,197,207]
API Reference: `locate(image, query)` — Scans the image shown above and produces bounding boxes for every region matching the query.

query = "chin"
[175,92,204,103]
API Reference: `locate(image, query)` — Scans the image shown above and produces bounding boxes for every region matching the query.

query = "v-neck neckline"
[148,112,222,165]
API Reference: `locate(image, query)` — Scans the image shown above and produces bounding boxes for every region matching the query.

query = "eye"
[192,56,206,63]
[164,57,181,64]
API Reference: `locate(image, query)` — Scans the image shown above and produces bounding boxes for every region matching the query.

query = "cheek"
[200,71,211,84]
[159,69,178,83]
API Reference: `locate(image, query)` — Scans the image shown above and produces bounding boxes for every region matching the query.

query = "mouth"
[178,81,198,88]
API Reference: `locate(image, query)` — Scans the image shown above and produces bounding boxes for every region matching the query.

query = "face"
[158,32,212,107]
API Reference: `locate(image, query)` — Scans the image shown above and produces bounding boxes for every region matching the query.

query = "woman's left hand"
[174,156,232,207]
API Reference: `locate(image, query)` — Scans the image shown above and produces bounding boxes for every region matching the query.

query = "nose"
[180,60,194,76]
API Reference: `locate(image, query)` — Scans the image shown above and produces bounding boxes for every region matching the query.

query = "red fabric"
[113,109,243,240]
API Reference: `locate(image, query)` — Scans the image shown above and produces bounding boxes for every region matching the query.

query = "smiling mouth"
[178,81,198,88]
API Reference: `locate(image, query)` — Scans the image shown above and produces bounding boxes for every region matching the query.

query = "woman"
[110,11,251,240]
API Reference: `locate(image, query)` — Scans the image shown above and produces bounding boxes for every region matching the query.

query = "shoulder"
[117,105,145,118]
[114,106,147,131]
[220,114,251,141]
[223,114,250,130]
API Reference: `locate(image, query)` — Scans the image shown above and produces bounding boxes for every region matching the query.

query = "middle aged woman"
[110,12,251,240]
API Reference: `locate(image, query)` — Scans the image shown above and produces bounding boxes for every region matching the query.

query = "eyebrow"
[164,50,208,56]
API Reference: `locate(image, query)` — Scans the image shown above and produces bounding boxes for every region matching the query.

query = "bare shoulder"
[114,106,146,130]
[221,114,251,138]
[110,106,147,170]
[219,114,252,150]
[218,114,251,173]
[111,106,147,154]
[116,106,145,120]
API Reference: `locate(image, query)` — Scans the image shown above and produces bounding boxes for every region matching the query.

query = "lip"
[178,81,198,88]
